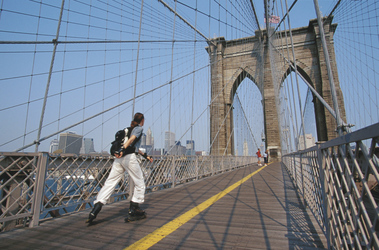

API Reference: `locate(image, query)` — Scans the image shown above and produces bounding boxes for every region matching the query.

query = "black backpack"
[109,127,141,156]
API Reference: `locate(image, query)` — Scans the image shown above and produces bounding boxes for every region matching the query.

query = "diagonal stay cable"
[14,63,210,152]
[157,0,215,46]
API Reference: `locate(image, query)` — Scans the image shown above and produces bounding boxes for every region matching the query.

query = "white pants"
[95,153,145,204]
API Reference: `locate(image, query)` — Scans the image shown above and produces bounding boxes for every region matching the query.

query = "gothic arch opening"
[229,68,261,103]
[229,69,264,156]
[279,65,318,151]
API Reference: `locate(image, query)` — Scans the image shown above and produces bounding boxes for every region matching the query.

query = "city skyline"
[51,128,203,156]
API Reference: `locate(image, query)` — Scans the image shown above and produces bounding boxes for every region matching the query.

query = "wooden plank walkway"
[0,162,327,249]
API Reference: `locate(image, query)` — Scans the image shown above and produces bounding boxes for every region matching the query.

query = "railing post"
[171,156,176,188]
[30,153,49,228]
[211,156,214,175]
[300,153,306,207]
[293,154,297,188]
[221,156,224,172]
[196,156,199,180]
[317,142,331,249]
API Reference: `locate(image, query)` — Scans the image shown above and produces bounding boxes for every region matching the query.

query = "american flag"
[264,15,280,24]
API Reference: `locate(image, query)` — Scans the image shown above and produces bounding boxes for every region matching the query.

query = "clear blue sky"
[0,0,343,153]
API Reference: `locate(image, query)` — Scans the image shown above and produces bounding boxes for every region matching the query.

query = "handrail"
[0,153,255,232]
[282,122,379,249]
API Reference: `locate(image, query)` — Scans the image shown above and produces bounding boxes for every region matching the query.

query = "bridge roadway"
[0,162,327,249]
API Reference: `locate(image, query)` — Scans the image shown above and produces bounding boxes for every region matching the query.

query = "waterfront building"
[49,139,59,153]
[81,138,96,154]
[186,140,195,155]
[165,131,175,153]
[58,132,83,154]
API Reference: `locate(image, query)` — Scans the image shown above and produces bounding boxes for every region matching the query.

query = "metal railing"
[282,123,379,249]
[0,153,255,232]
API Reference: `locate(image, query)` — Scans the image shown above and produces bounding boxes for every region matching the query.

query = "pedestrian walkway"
[0,162,327,249]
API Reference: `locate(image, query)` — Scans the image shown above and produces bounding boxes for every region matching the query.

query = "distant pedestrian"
[256,148,262,166]
[263,150,268,166]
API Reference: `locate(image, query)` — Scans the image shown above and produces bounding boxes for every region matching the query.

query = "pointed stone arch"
[228,67,261,105]
[280,63,328,143]
[206,18,346,160]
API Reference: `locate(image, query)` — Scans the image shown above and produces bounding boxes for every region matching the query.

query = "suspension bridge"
[0,0,378,249]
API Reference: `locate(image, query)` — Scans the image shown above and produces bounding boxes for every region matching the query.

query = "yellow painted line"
[124,164,269,250]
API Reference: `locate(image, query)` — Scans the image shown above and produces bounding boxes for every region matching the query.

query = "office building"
[140,127,154,155]
[81,138,96,154]
[146,127,154,147]
[165,131,175,153]
[298,134,315,150]
[171,141,186,155]
[141,133,146,146]
[49,139,59,153]
[186,140,195,155]
[58,132,83,154]
[243,140,249,156]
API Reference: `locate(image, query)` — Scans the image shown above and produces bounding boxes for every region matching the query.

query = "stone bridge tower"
[207,18,346,161]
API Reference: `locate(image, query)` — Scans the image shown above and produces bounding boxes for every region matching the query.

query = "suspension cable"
[132,0,144,117]
[35,0,65,152]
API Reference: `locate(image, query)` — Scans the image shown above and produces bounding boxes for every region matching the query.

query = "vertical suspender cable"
[101,1,110,152]
[264,0,271,153]
[313,0,343,136]
[24,2,43,149]
[190,0,198,156]
[208,0,211,154]
[118,1,122,128]
[168,1,177,152]
[284,0,306,150]
[276,0,289,152]
[277,0,292,153]
[131,1,144,198]
[35,0,65,152]
[225,0,227,39]
[280,0,297,152]
[132,0,144,117]
[82,0,90,140]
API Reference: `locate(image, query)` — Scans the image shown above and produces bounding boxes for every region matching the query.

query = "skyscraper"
[243,140,249,156]
[171,141,186,155]
[146,127,153,147]
[58,132,83,154]
[81,138,96,154]
[141,127,154,154]
[186,140,195,155]
[165,131,175,153]
[141,133,146,146]
[49,139,59,153]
